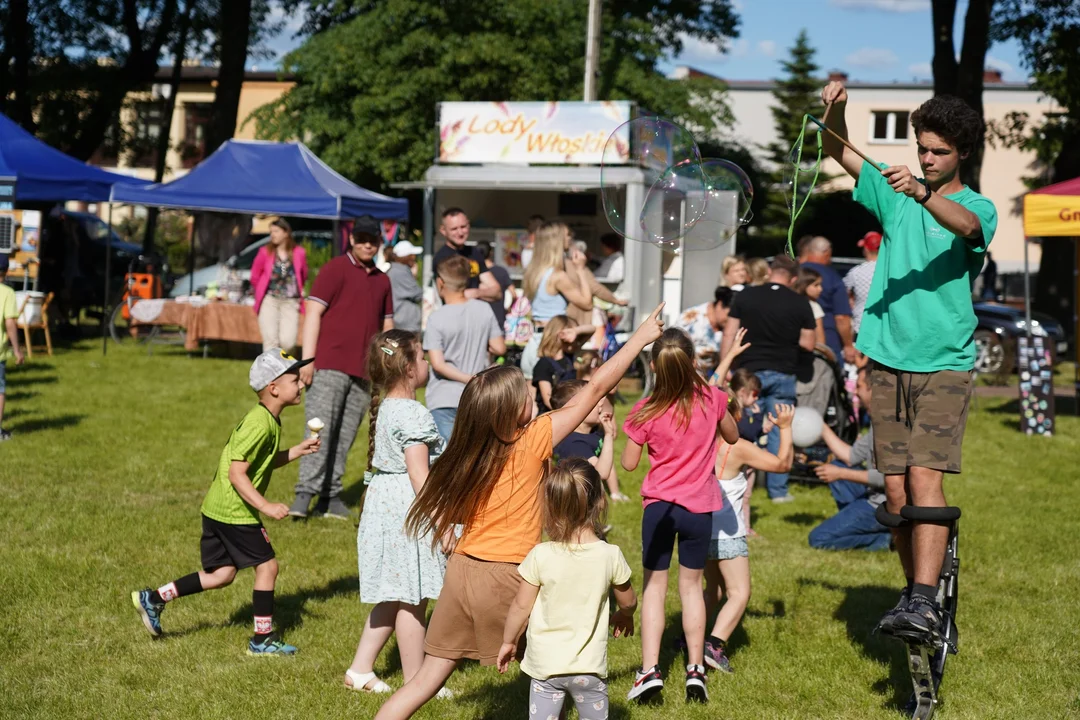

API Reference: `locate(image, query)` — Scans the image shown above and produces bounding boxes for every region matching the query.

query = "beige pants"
[258,296,300,352]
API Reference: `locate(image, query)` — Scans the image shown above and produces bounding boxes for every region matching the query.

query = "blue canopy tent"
[110,139,409,220]
[0,112,143,202]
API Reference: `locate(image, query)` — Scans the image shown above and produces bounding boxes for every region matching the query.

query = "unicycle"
[876,505,961,720]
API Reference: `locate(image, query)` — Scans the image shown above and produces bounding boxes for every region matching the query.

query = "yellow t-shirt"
[0,284,17,361]
[518,540,633,680]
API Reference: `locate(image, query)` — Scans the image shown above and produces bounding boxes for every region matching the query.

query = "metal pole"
[102,203,112,355]
[188,215,195,297]
[422,185,435,290]
[1023,235,1032,338]
[583,0,602,101]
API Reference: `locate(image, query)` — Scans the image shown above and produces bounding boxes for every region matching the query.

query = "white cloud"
[909,62,933,78]
[845,47,900,68]
[830,0,930,11]
[673,34,748,65]
[757,40,777,57]
[986,55,1015,74]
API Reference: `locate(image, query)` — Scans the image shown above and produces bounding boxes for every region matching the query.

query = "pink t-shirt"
[623,386,728,515]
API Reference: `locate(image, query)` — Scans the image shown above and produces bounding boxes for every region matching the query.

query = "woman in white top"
[795,267,827,347]
[519,223,594,379]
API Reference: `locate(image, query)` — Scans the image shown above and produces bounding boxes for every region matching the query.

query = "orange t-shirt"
[455,415,553,564]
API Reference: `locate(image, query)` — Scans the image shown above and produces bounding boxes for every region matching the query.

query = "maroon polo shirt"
[308,252,393,379]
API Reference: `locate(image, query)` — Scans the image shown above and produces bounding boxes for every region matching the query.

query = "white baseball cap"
[392,240,423,258]
[249,348,314,391]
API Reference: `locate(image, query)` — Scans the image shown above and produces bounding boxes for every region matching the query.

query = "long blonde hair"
[404,366,531,548]
[544,458,607,543]
[523,222,569,300]
[538,314,572,358]
[366,330,420,472]
[628,328,710,430]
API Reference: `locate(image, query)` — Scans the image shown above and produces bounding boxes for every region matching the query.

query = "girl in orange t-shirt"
[372,304,667,720]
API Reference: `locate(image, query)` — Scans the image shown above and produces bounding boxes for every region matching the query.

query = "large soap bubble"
[601,117,704,244]
[644,158,755,254]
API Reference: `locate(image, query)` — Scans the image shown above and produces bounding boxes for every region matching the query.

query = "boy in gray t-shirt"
[423,255,506,441]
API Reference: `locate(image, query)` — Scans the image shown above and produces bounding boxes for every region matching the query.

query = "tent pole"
[1023,235,1032,338]
[333,220,340,259]
[422,186,434,290]
[1075,238,1079,415]
[188,215,195,296]
[102,203,113,356]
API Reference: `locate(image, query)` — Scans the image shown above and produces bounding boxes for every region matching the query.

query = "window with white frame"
[869,110,910,144]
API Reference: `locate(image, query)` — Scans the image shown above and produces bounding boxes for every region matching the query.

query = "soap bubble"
[649,158,755,254]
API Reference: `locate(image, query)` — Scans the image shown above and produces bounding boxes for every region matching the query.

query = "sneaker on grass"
[891,594,943,643]
[131,588,165,637]
[685,663,708,703]
[704,640,733,674]
[322,497,351,520]
[248,633,298,656]
[627,665,663,704]
[288,493,313,518]
[875,586,911,636]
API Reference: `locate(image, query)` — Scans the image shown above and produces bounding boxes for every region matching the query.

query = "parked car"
[170,231,332,298]
[972,301,1067,374]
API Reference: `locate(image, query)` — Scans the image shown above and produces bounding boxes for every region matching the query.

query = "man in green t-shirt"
[821,81,997,642]
[130,348,320,656]
[0,255,26,441]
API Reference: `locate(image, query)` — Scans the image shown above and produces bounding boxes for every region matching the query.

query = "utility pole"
[583,0,602,101]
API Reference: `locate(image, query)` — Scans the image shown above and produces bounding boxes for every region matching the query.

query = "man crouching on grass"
[131,349,320,656]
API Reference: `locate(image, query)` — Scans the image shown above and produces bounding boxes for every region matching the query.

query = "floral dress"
[357,398,446,605]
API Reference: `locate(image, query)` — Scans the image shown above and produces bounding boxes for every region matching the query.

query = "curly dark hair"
[910,95,983,158]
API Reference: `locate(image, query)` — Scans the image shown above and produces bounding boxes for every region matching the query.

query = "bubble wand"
[785,104,877,257]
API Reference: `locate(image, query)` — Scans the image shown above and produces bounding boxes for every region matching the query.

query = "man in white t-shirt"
[843,231,880,336]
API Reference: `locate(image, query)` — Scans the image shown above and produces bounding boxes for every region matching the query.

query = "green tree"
[254,0,741,189]
[759,29,823,249]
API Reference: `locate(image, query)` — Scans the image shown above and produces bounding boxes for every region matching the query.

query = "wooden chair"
[16,291,53,358]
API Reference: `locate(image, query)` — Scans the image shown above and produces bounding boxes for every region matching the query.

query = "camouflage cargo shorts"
[869,364,973,475]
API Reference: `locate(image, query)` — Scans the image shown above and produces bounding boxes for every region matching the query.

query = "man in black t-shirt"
[721,254,816,503]
[432,208,503,302]
[477,241,513,329]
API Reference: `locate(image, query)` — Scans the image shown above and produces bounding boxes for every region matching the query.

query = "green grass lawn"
[2,340,1079,719]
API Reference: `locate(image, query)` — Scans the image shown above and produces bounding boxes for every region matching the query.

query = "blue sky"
[257,0,1028,84]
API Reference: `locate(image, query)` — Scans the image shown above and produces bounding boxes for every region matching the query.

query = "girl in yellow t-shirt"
[496,458,638,720]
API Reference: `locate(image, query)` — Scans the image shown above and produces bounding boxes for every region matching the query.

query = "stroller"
[789,347,859,483]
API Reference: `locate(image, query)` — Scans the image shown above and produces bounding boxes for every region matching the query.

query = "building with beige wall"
[676,67,1060,272]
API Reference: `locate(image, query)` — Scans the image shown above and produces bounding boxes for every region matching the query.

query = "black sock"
[707,635,726,648]
[150,573,205,605]
[911,583,937,601]
[905,578,914,592]
[252,589,274,640]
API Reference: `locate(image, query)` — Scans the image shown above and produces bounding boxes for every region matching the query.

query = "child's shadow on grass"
[783,512,824,527]
[215,575,359,635]
[10,413,86,433]
[797,578,910,711]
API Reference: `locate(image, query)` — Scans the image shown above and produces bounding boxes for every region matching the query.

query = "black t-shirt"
[554,431,603,463]
[532,355,576,413]
[729,283,816,375]
[737,409,764,442]
[433,243,490,290]
[487,264,512,329]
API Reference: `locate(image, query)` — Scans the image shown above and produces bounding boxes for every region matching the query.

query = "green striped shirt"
[200,404,281,525]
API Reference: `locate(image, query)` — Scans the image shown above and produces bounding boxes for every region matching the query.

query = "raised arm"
[819,423,853,465]
[880,165,983,239]
[821,81,863,180]
[554,270,595,312]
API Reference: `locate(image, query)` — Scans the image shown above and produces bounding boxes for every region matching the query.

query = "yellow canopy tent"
[1022,175,1080,394]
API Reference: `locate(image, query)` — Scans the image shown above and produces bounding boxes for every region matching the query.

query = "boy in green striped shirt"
[131,349,320,656]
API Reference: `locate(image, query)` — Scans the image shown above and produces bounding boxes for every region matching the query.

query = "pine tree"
[760,29,825,245]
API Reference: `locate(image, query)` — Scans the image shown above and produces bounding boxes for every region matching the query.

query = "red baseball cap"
[858,231,882,252]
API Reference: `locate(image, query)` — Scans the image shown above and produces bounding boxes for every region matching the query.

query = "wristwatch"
[916,185,932,205]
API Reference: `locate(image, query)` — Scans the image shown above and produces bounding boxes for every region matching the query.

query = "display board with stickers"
[1017,335,1055,436]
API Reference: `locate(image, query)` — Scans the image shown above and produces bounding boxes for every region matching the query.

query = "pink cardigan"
[250,245,308,314]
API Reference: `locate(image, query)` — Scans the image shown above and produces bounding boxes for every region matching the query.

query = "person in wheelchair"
[807,367,890,551]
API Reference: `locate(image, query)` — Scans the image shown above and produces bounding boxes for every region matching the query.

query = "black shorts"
[641,501,713,571]
[200,515,275,571]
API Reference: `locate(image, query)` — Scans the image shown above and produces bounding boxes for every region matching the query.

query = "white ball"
[791,407,824,447]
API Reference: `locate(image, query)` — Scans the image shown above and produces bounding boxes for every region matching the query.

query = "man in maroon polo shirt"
[289,216,393,520]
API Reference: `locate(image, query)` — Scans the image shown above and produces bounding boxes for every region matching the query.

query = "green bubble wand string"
[785,104,878,257]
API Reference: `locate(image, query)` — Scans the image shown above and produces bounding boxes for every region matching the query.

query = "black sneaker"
[875,586,910,636]
[627,665,663,704]
[891,594,942,644]
[685,663,708,703]
[0,429,11,441]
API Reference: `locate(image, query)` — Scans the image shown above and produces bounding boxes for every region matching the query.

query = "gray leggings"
[529,674,608,720]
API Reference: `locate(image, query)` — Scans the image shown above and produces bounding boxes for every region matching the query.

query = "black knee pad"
[900,505,961,524]
[874,504,908,528]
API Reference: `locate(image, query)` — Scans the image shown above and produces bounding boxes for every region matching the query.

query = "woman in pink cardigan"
[250,218,308,352]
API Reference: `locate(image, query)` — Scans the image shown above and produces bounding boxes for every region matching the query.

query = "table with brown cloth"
[132,299,304,352]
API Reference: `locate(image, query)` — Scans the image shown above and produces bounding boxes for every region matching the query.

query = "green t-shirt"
[201,404,282,525]
[852,160,998,372]
[0,284,17,362]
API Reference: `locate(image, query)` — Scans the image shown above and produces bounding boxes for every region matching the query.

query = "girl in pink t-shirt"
[621,328,739,706]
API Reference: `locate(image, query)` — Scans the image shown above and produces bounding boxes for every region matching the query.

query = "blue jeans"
[828,477,870,509]
[809,498,891,551]
[755,370,797,499]
[429,407,458,443]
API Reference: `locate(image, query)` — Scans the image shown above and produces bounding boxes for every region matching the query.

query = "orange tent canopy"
[1024,176,1080,237]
